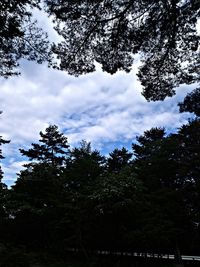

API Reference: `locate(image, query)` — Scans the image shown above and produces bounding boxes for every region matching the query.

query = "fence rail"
[66,248,200,261]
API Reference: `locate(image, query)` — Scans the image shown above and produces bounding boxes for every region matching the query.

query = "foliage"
[0,127,10,218]
[0,247,30,267]
[179,87,200,116]
[44,0,200,100]
[0,119,200,256]
[107,147,132,173]
[132,119,200,254]
[6,125,69,248]
[20,125,69,168]
[0,1,199,100]
[0,0,51,77]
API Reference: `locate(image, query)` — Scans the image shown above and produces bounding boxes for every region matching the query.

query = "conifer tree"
[44,0,200,100]
[0,133,10,245]
[0,121,10,211]
[9,125,69,248]
[66,140,105,190]
[179,87,200,117]
[20,125,69,169]
[13,125,70,207]
[107,147,132,173]
[0,0,51,77]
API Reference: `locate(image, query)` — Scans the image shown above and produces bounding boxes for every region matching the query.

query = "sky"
[0,9,197,187]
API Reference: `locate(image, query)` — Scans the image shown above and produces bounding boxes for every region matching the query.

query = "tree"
[44,0,200,100]
[133,127,165,164]
[88,167,143,251]
[174,119,200,233]
[0,0,51,77]
[20,125,69,169]
[0,130,10,214]
[178,87,200,117]
[13,125,69,215]
[0,136,10,181]
[59,141,106,250]
[2,1,199,101]
[8,163,66,249]
[65,140,105,190]
[8,125,69,248]
[107,147,132,173]
[132,127,192,257]
[12,125,69,211]
[0,132,10,244]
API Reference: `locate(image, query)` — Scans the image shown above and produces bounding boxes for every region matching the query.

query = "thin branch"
[81,1,155,24]
[22,35,50,61]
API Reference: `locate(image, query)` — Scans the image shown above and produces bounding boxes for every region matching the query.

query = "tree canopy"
[0,115,199,259]
[0,127,10,220]
[0,1,199,100]
[179,86,200,116]
[44,0,200,100]
[20,125,69,168]
[0,0,51,77]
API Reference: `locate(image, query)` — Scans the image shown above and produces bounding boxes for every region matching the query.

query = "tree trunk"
[174,242,183,266]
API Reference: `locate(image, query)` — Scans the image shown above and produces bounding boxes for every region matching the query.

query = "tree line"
[0,92,199,261]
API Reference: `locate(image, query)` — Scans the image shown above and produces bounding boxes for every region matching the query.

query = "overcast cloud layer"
[0,57,195,186]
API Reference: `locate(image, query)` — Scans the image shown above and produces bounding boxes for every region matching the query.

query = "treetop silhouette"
[1,1,199,101]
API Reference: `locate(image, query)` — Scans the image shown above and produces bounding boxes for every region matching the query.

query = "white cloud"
[0,52,196,185]
[2,160,28,187]
[0,8,198,186]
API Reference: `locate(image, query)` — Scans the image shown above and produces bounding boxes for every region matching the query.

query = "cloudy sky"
[0,10,196,186]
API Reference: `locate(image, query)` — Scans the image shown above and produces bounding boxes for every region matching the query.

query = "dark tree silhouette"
[0,136,10,180]
[8,125,69,249]
[107,147,132,173]
[44,0,200,100]
[89,166,142,251]
[174,119,200,228]
[20,125,69,168]
[1,1,199,101]
[0,0,51,77]
[4,120,200,259]
[0,134,9,217]
[66,140,105,189]
[179,87,200,117]
[0,126,10,248]
[132,121,200,256]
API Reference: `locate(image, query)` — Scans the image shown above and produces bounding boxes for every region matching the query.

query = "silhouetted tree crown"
[0,120,10,218]
[44,0,200,100]
[1,120,200,257]
[107,147,132,173]
[66,140,105,189]
[19,125,69,168]
[0,1,199,101]
[0,136,10,180]
[178,87,200,117]
[0,0,51,77]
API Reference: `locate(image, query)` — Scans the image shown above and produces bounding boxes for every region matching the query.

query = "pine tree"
[107,147,132,173]
[8,125,70,248]
[13,125,70,209]
[178,87,200,117]
[0,0,51,77]
[131,123,200,256]
[20,125,69,169]
[0,134,10,250]
[0,133,10,214]
[66,140,105,190]
[44,0,200,100]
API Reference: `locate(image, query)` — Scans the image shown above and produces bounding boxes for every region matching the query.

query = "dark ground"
[0,247,200,267]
